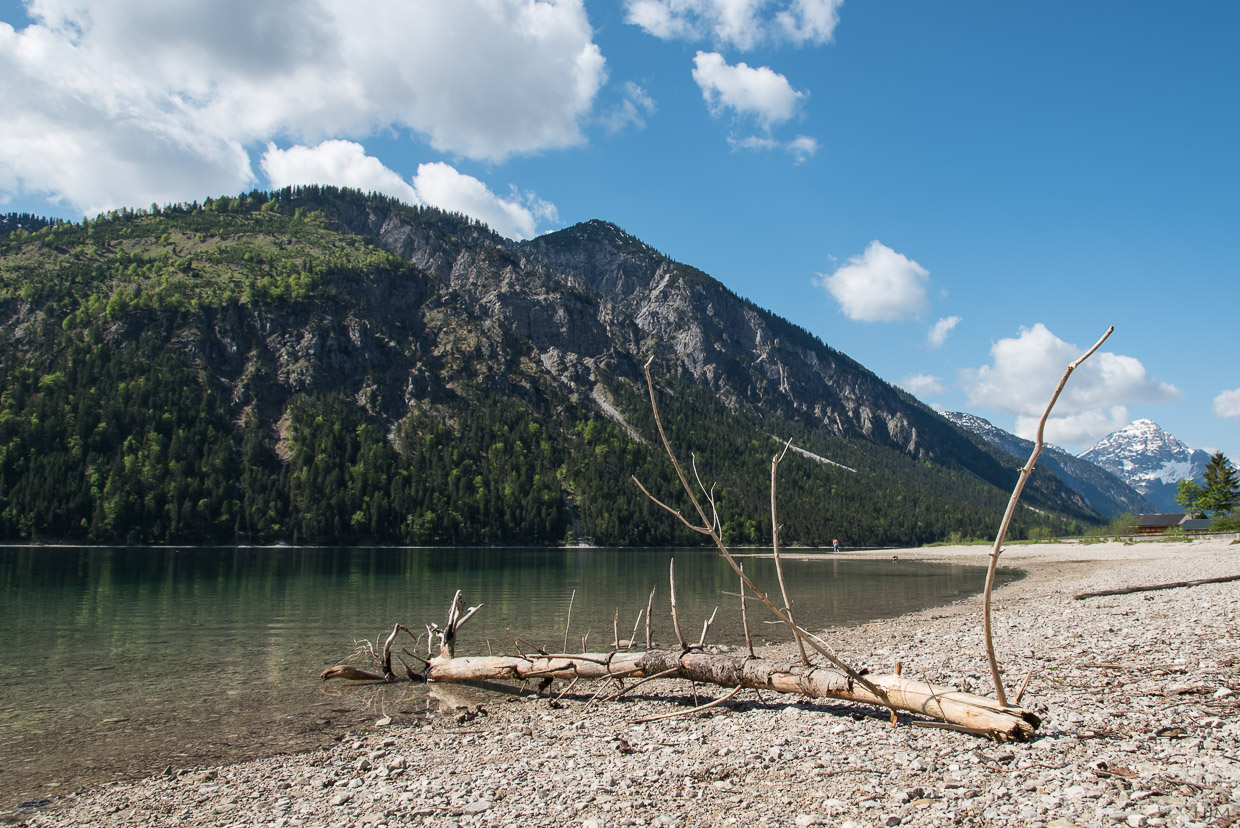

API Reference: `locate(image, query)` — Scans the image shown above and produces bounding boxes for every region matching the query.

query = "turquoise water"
[0,546,1011,806]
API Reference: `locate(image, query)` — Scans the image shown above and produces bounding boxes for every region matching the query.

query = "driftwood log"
[322,646,1040,741]
[320,341,1123,743]
[322,585,1041,743]
[1075,573,1240,600]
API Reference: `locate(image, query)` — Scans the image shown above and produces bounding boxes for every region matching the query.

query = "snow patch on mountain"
[1078,418,1210,511]
[942,411,1153,518]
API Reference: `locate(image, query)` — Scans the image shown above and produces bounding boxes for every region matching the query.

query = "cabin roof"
[1137,512,1187,527]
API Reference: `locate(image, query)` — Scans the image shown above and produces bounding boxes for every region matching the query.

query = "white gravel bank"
[9,538,1240,828]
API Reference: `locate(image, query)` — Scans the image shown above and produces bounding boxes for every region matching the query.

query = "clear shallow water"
[0,546,1015,805]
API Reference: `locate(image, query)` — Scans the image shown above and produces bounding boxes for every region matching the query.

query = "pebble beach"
[8,537,1240,828]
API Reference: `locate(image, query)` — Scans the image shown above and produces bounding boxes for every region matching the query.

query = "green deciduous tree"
[1175,478,1204,518]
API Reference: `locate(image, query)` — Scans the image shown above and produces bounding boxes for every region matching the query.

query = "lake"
[0,545,1016,806]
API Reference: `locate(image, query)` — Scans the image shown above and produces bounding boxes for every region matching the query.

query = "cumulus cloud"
[410,162,557,241]
[899,374,944,397]
[0,0,605,215]
[816,241,930,322]
[625,0,842,49]
[1214,387,1240,418]
[960,323,1180,448]
[692,52,805,130]
[261,141,555,240]
[928,315,961,348]
[262,141,420,206]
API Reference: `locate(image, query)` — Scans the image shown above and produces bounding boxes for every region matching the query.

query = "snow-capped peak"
[1079,419,1210,510]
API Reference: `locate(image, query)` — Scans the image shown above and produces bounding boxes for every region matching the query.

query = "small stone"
[462,799,491,815]
[356,756,372,771]
[794,815,819,827]
[329,791,352,807]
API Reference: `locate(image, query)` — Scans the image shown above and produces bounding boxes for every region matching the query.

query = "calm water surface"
[0,546,1017,806]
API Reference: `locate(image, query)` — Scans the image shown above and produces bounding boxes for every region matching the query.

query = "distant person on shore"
[832,538,840,554]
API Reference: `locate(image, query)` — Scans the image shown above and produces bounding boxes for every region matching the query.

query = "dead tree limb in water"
[982,325,1113,707]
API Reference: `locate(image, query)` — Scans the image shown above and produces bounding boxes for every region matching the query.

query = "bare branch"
[983,324,1113,707]
[739,563,755,658]
[645,586,656,650]
[563,589,575,652]
[634,685,743,723]
[771,439,809,665]
[627,610,643,652]
[631,475,714,535]
[635,359,889,705]
[696,607,719,648]
[669,558,688,650]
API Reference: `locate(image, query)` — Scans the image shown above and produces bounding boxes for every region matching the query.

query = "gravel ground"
[8,538,1240,828]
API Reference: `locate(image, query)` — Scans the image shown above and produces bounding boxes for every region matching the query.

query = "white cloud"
[410,162,556,241]
[261,141,420,206]
[729,133,819,163]
[816,241,930,322]
[1214,387,1240,418]
[261,141,555,240]
[0,0,605,215]
[692,52,805,130]
[899,374,944,397]
[775,0,844,45]
[1014,406,1133,449]
[600,82,657,133]
[960,323,1180,448]
[928,315,961,348]
[625,0,842,49]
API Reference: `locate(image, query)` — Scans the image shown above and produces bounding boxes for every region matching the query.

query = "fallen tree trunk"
[1074,573,1240,600]
[322,648,1040,742]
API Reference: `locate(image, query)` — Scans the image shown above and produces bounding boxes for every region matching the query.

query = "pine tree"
[1200,451,1238,515]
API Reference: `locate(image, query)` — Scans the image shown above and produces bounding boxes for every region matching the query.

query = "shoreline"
[10,539,1240,827]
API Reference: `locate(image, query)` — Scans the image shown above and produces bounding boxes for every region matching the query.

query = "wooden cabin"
[1136,512,1188,536]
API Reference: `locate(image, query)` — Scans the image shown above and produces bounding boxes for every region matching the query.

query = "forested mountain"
[0,187,1102,546]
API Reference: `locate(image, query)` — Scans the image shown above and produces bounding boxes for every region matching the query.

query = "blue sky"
[2,0,1237,463]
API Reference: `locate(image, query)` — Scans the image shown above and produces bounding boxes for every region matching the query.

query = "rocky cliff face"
[324,205,980,466]
[943,411,1154,517]
[300,198,1096,512]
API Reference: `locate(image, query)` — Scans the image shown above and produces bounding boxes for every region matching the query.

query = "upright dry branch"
[633,358,888,706]
[982,325,1113,707]
[669,559,688,649]
[644,587,656,650]
[770,439,809,664]
[739,562,755,658]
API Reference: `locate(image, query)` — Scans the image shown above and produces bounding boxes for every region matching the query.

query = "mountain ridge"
[0,187,1101,545]
[942,411,1155,517]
